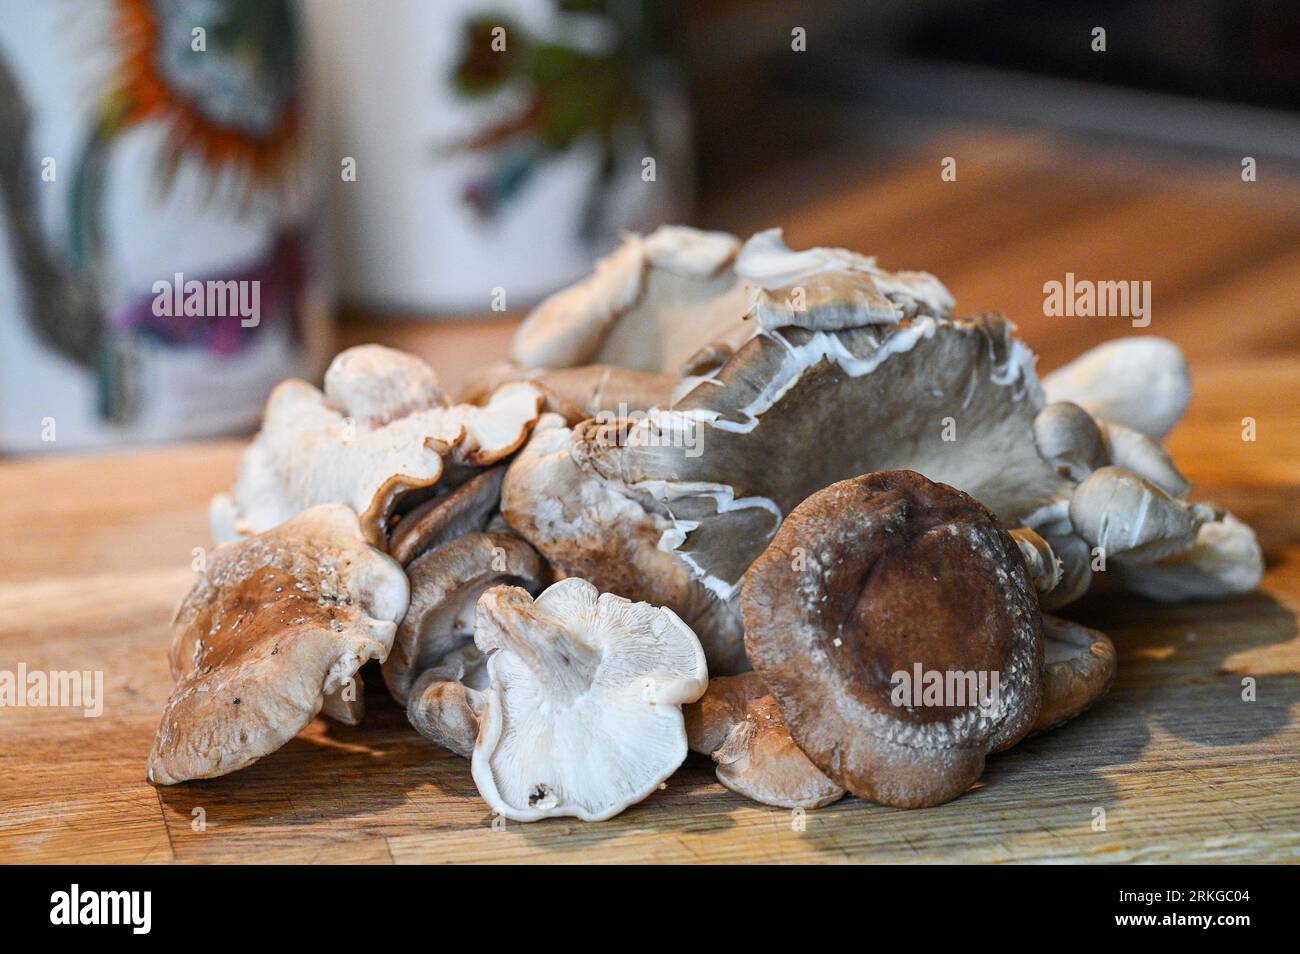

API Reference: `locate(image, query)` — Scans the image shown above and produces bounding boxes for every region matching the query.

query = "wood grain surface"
[2,130,1297,864]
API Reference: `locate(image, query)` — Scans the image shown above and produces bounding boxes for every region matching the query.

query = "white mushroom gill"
[470,578,708,822]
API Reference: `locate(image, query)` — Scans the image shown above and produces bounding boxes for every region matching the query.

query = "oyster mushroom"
[1033,401,1106,483]
[742,471,1043,809]
[1041,336,1191,441]
[323,343,445,427]
[578,288,1062,602]
[565,232,1258,619]
[470,578,708,822]
[1066,467,1262,601]
[1009,526,1105,612]
[210,345,544,548]
[685,672,845,810]
[1098,421,1190,498]
[147,504,409,785]
[1037,531,1095,611]
[565,232,1057,605]
[1032,615,1117,733]
[382,531,545,705]
[510,225,750,375]
[1031,401,1190,496]
[501,414,747,674]
[501,233,1257,663]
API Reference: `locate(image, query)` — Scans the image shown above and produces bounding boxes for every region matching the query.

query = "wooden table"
[2,129,1298,863]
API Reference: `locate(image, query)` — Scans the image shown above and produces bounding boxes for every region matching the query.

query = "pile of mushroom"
[149,227,1263,819]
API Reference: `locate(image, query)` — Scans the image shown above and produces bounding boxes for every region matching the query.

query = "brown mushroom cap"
[685,671,759,755]
[685,673,845,810]
[742,471,1043,808]
[1032,615,1117,734]
[387,466,507,566]
[148,505,408,784]
[382,532,544,705]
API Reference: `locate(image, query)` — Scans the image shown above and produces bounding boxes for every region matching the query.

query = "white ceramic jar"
[301,0,689,313]
[0,0,331,453]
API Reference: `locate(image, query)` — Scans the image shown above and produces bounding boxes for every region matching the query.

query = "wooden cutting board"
[1,130,1298,863]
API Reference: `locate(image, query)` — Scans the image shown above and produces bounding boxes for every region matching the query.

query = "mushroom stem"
[1009,527,1062,594]
[476,586,603,705]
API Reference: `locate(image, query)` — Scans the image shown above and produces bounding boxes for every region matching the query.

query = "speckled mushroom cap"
[148,504,409,785]
[209,344,544,548]
[1032,615,1117,734]
[742,471,1043,809]
[685,672,845,810]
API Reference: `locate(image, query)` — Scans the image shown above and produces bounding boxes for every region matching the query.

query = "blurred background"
[1,0,1298,454]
